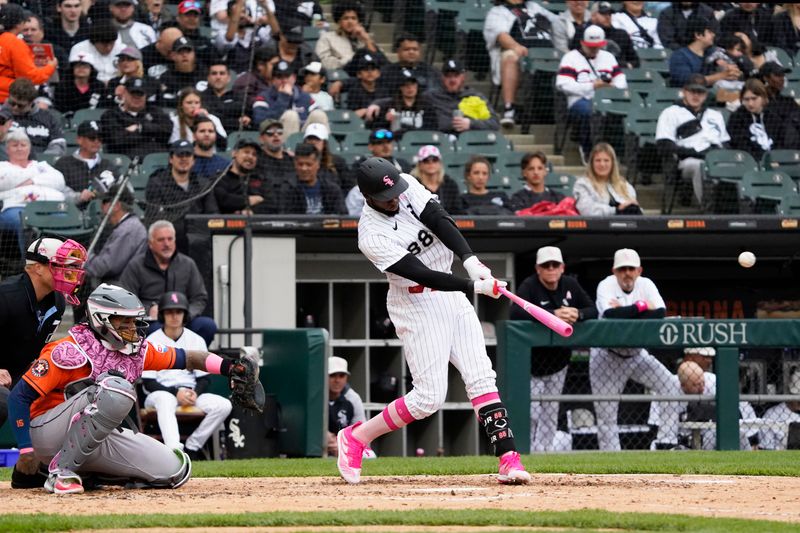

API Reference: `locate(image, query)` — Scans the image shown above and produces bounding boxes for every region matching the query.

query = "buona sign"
[658,322,748,346]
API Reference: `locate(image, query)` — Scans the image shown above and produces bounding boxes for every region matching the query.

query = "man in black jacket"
[657,1,718,50]
[283,143,347,215]
[510,246,596,452]
[99,77,172,157]
[54,121,118,209]
[201,61,248,133]
[157,36,207,104]
[719,3,773,45]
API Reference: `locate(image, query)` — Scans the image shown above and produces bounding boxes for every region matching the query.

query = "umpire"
[510,246,596,452]
[0,236,87,486]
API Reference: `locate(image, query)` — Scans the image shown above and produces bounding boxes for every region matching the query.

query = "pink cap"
[417,145,441,161]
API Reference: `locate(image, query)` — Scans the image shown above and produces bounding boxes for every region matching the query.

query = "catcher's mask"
[86,284,148,355]
[26,236,87,306]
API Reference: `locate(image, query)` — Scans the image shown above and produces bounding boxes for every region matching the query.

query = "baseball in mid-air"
[738,251,756,268]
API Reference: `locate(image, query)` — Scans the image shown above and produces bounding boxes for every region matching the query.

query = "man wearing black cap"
[344,51,381,118]
[377,33,441,98]
[761,62,800,124]
[158,36,206,103]
[252,59,326,138]
[656,73,730,206]
[657,1,718,50]
[99,77,172,157]
[426,58,499,135]
[144,140,219,247]
[54,120,118,208]
[589,1,639,68]
[365,69,438,135]
[255,118,295,180]
[84,183,147,285]
[214,137,294,214]
[261,20,317,77]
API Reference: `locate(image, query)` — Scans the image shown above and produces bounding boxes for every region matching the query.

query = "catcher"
[7,283,264,494]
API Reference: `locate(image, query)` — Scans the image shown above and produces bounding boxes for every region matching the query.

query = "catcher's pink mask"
[28,238,87,305]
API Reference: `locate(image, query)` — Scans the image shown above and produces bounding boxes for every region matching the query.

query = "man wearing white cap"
[591,248,678,451]
[327,356,366,456]
[556,24,627,162]
[510,246,596,451]
[0,237,87,430]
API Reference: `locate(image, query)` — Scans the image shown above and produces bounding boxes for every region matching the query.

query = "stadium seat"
[398,130,454,155]
[104,153,132,173]
[737,170,797,214]
[646,87,682,107]
[71,108,105,128]
[63,130,78,147]
[768,48,794,71]
[327,69,350,83]
[48,108,67,130]
[303,26,321,46]
[339,130,372,160]
[544,172,575,196]
[636,47,671,77]
[778,189,800,215]
[524,47,563,74]
[455,130,513,155]
[326,110,365,140]
[703,150,760,181]
[128,169,149,196]
[424,0,481,64]
[623,68,666,97]
[623,106,663,181]
[592,87,645,116]
[762,150,800,182]
[443,151,473,177]
[21,201,92,239]
[141,152,170,176]
[227,130,260,151]
[285,131,305,150]
[541,1,566,13]
[454,6,491,76]
[783,82,800,101]
[40,153,61,166]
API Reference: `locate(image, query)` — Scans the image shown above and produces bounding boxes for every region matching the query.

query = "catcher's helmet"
[158,291,189,324]
[86,284,147,355]
[356,157,408,201]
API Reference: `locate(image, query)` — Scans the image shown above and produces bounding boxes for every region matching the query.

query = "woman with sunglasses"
[364,68,436,139]
[169,87,228,151]
[458,155,512,215]
[410,145,463,214]
[101,47,159,108]
[573,142,640,216]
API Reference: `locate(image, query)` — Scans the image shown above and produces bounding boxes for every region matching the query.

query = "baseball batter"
[337,157,530,485]
[7,284,261,494]
[592,248,679,451]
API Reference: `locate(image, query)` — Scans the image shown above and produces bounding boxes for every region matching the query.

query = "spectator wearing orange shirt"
[0,5,57,103]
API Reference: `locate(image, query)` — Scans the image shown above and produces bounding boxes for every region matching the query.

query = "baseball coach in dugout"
[336,156,531,485]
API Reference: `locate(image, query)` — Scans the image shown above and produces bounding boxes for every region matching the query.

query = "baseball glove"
[229,352,266,413]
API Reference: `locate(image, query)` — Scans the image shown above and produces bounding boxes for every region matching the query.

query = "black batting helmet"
[158,291,189,324]
[356,157,408,201]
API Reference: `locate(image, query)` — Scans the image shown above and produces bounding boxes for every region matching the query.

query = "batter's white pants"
[387,286,497,420]
[144,391,232,452]
[590,348,680,451]
[530,367,568,452]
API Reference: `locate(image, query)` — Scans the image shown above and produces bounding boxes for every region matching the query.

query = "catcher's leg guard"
[50,375,136,475]
[139,448,192,489]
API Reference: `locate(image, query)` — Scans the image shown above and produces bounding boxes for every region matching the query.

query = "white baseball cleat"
[337,422,367,484]
[497,451,531,484]
[45,469,84,495]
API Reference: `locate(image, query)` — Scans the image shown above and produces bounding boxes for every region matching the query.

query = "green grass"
[2,450,800,481]
[0,509,795,533]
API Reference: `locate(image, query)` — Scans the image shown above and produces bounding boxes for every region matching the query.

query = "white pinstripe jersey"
[358,175,454,288]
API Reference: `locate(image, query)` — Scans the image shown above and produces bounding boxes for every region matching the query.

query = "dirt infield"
[3,473,799,523]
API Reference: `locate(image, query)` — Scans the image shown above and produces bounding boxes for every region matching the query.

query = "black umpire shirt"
[510,274,596,377]
[0,273,65,384]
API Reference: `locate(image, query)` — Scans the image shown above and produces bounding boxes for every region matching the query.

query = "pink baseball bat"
[496,285,574,337]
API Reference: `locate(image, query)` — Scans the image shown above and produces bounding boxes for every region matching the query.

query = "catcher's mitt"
[228,351,266,413]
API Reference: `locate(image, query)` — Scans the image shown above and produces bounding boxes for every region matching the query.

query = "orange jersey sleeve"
[143,341,179,372]
[23,339,92,420]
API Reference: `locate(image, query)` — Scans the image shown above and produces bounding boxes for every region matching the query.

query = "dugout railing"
[497,319,800,452]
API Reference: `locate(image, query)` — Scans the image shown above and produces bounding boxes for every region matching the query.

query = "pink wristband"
[634,300,648,313]
[205,353,223,375]
[19,447,34,454]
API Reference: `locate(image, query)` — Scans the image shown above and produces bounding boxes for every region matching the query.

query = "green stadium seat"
[40,153,61,166]
[623,68,666,97]
[443,151,473,177]
[303,26,321,46]
[524,47,563,74]
[778,189,800,215]
[141,152,170,176]
[326,110,365,140]
[103,153,132,173]
[455,130,513,155]
[592,87,645,116]
[21,201,92,239]
[647,87,682,107]
[128,169,149,195]
[227,130,260,151]
[71,108,105,129]
[63,130,78,147]
[768,48,794,70]
[703,150,760,181]
[48,108,67,130]
[339,130,372,157]
[285,131,305,150]
[398,130,454,154]
[623,106,663,182]
[762,150,800,182]
[540,1,566,14]
[327,69,350,83]
[544,172,576,196]
[737,170,797,214]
